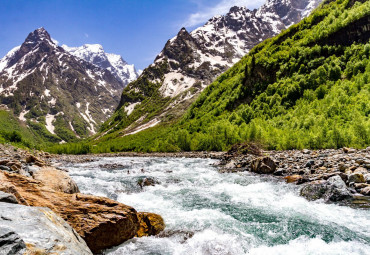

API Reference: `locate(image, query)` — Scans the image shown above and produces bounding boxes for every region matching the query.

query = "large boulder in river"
[0,203,92,255]
[300,175,352,202]
[136,212,165,237]
[251,157,277,174]
[0,171,140,253]
[32,167,80,194]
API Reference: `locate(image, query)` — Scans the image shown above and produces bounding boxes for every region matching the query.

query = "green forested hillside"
[50,0,370,154]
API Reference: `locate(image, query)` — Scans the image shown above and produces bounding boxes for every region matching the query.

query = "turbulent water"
[65,157,370,255]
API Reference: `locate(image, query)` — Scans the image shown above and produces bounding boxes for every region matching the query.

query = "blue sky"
[0,0,265,70]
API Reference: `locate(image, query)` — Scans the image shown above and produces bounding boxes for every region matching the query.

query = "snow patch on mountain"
[62,44,139,86]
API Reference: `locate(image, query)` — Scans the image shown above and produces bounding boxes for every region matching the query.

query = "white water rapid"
[65,157,370,255]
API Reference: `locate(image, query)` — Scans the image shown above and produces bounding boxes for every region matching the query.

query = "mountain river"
[65,157,370,255]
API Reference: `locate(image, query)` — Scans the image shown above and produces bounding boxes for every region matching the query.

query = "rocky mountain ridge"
[108,0,322,137]
[62,43,139,86]
[0,28,127,142]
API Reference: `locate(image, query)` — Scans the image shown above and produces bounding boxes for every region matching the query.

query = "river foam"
[65,157,370,254]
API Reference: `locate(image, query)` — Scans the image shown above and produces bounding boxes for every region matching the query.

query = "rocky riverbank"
[0,144,165,254]
[1,143,369,253]
[218,144,370,208]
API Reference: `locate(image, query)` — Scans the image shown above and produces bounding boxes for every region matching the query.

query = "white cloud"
[84,33,89,38]
[184,0,266,27]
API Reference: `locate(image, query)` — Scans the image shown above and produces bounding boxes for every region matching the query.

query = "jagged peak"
[25,27,53,44]
[229,6,248,13]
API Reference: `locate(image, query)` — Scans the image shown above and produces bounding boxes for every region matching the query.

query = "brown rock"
[354,167,368,175]
[0,171,140,253]
[360,186,370,196]
[354,183,369,189]
[26,155,45,167]
[348,173,366,183]
[0,160,10,165]
[33,167,80,194]
[343,147,356,153]
[284,175,302,183]
[251,157,277,174]
[136,212,165,237]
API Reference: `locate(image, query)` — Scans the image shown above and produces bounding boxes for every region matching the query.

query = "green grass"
[46,0,370,154]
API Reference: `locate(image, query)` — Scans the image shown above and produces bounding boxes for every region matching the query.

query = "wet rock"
[98,163,126,169]
[0,171,141,253]
[284,175,302,183]
[0,227,26,255]
[300,175,352,202]
[33,167,80,194]
[138,177,159,189]
[300,180,328,201]
[251,157,277,174]
[348,173,366,183]
[0,191,18,204]
[157,230,194,243]
[136,212,165,237]
[0,203,92,255]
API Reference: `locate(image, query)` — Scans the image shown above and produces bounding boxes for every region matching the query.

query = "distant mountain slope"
[0,28,124,143]
[86,0,370,153]
[103,0,322,137]
[62,44,139,86]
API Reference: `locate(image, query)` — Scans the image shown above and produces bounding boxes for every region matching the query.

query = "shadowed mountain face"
[0,28,125,142]
[104,0,322,136]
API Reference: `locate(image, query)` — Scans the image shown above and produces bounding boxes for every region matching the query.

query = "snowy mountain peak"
[25,27,55,46]
[62,43,139,85]
[0,28,126,139]
[116,0,323,135]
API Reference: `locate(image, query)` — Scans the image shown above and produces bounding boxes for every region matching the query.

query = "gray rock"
[364,174,370,184]
[305,160,315,168]
[325,175,352,201]
[0,227,26,255]
[0,191,18,204]
[25,165,40,176]
[300,175,352,202]
[0,165,11,171]
[0,203,92,254]
[300,181,328,201]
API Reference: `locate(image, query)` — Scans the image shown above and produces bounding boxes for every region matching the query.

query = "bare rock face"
[251,157,277,174]
[0,203,92,255]
[0,227,26,255]
[136,212,165,237]
[0,171,139,253]
[32,167,80,194]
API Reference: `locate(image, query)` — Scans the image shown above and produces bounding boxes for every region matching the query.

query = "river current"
[65,157,370,255]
